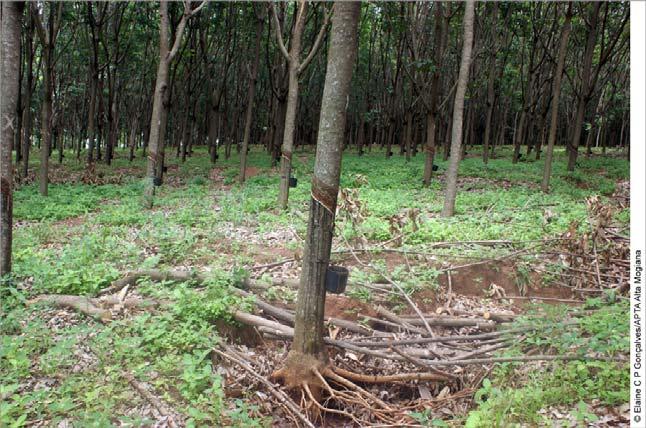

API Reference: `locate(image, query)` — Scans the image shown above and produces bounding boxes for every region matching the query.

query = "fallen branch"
[213,346,315,428]
[493,296,584,304]
[123,371,173,420]
[27,295,111,322]
[395,316,496,331]
[347,326,550,348]
[416,354,625,366]
[333,366,450,384]
[374,305,425,334]
[390,347,458,380]
[250,258,295,271]
[98,269,297,296]
[340,236,435,336]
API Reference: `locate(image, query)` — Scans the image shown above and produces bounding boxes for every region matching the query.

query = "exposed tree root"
[266,348,451,426]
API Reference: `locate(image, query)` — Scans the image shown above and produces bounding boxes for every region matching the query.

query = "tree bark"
[541,4,573,193]
[423,2,444,187]
[34,3,62,197]
[85,3,103,165]
[288,0,360,367]
[238,8,263,184]
[143,0,202,208]
[567,2,601,171]
[482,3,498,165]
[441,0,475,218]
[276,2,306,209]
[20,13,35,180]
[274,1,329,209]
[1,1,24,276]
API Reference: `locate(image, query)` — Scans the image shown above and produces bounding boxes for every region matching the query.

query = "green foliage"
[6,145,628,425]
[465,301,629,426]
[13,183,141,221]
[227,399,272,428]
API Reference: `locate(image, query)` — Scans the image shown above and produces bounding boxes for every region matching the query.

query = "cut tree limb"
[333,366,450,384]
[27,295,111,321]
[213,346,315,428]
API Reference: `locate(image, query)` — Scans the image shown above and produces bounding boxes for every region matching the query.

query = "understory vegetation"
[1,146,629,426]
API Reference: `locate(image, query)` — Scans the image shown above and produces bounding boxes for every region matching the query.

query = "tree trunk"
[39,46,53,196]
[85,3,101,165]
[482,4,498,164]
[21,13,34,180]
[541,4,573,193]
[423,1,444,186]
[277,3,306,210]
[143,0,198,208]
[441,0,475,218]
[404,111,412,162]
[1,1,23,276]
[567,2,601,171]
[239,11,263,184]
[143,9,170,209]
[128,118,137,162]
[280,0,360,376]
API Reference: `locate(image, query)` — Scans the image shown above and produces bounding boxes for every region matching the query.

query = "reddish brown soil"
[412,261,576,313]
[324,295,378,321]
[332,251,409,271]
[250,245,295,265]
[215,320,263,347]
[245,166,261,178]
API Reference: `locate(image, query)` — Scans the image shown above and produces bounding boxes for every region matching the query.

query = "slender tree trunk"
[39,48,53,196]
[482,4,498,165]
[128,118,137,162]
[21,14,34,180]
[143,0,198,208]
[542,4,573,193]
[1,1,23,276]
[280,0,360,374]
[423,1,444,186]
[15,37,23,165]
[568,2,600,171]
[86,46,99,162]
[143,2,173,208]
[277,3,306,209]
[441,0,475,218]
[239,11,263,184]
[404,111,412,162]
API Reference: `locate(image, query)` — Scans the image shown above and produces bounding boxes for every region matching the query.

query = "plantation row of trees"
[5,2,630,181]
[1,1,630,270]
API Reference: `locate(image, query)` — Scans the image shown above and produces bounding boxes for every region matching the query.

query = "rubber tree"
[238,6,264,184]
[20,12,35,180]
[271,0,330,210]
[482,2,498,165]
[541,3,573,193]
[85,2,107,165]
[32,2,63,197]
[441,0,476,218]
[567,2,628,171]
[423,1,445,186]
[273,0,361,385]
[1,1,24,276]
[143,0,204,209]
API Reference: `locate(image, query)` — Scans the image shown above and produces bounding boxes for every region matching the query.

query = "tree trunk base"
[271,351,329,396]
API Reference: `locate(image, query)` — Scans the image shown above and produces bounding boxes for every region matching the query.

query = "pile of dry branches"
[535,195,630,298]
[27,268,622,426]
